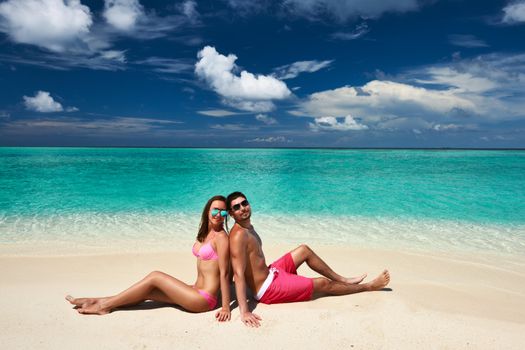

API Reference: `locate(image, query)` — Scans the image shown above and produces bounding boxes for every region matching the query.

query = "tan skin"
[66,199,231,322]
[229,196,390,327]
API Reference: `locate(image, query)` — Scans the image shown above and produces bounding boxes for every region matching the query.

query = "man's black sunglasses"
[232,199,249,211]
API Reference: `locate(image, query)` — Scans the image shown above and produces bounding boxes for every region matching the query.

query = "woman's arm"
[215,232,231,322]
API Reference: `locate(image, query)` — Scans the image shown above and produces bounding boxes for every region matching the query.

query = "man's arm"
[230,230,262,327]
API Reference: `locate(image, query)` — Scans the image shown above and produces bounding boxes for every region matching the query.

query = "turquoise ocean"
[1,147,524,255]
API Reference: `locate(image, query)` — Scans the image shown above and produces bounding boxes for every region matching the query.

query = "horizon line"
[1,146,525,151]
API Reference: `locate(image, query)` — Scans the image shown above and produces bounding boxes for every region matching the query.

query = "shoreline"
[2,239,524,266]
[2,213,525,258]
[1,245,524,349]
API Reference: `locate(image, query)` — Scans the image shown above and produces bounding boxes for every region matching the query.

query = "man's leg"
[312,270,390,297]
[289,244,366,284]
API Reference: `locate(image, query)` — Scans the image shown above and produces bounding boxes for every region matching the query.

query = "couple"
[66,192,390,326]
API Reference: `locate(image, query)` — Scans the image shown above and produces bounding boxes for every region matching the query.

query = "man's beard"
[238,210,251,221]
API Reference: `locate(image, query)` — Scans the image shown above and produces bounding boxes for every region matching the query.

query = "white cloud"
[416,67,498,93]
[197,109,240,117]
[100,50,126,63]
[210,123,258,131]
[309,115,368,131]
[449,34,488,48]
[0,0,93,52]
[0,51,127,71]
[273,59,333,80]
[103,0,144,31]
[224,100,276,113]
[2,116,182,136]
[246,136,289,143]
[299,80,477,119]
[195,46,291,112]
[375,116,431,131]
[283,0,421,22]
[411,53,525,119]
[23,91,63,112]
[292,52,525,133]
[255,114,278,125]
[432,123,461,131]
[0,0,192,70]
[331,22,369,40]
[224,0,424,22]
[137,57,193,73]
[502,1,525,24]
[180,0,199,23]
[224,0,267,14]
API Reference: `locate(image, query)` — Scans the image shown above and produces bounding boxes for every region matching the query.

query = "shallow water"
[1,147,524,255]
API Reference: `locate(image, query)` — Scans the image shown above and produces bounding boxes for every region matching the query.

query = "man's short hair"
[226,191,247,211]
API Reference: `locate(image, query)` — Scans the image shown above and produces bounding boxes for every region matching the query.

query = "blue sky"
[1,0,525,147]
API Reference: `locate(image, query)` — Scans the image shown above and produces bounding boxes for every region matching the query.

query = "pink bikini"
[192,241,219,310]
[192,241,219,261]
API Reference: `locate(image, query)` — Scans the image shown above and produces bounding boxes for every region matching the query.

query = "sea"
[1,147,524,256]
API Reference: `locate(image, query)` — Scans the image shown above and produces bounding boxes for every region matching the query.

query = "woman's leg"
[289,244,367,284]
[68,271,209,314]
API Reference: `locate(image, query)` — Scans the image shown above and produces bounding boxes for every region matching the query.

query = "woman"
[65,195,231,321]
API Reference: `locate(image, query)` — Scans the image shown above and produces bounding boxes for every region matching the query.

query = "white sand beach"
[1,245,524,349]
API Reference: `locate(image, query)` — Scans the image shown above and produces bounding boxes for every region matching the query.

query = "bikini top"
[192,241,219,261]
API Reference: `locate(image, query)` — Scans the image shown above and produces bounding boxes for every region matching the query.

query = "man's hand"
[240,311,262,327]
[215,307,231,322]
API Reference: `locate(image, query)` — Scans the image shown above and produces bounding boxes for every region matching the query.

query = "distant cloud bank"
[309,115,368,131]
[292,52,525,133]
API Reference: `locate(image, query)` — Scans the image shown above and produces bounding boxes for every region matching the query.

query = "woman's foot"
[76,299,111,315]
[367,270,390,291]
[65,295,97,307]
[341,273,367,284]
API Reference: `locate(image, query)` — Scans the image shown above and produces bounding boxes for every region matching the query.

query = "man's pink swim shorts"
[257,252,314,304]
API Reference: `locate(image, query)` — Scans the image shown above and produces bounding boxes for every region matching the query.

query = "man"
[227,191,390,327]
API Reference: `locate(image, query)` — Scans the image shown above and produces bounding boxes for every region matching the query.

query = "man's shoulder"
[229,224,250,242]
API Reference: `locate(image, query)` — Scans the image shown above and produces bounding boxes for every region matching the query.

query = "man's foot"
[367,270,390,291]
[342,273,367,284]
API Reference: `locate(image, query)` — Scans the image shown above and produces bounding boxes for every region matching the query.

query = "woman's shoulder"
[214,230,229,243]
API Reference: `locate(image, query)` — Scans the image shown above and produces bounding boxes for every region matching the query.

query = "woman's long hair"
[196,195,226,242]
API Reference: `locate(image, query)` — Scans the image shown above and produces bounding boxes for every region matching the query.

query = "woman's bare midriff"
[194,259,220,295]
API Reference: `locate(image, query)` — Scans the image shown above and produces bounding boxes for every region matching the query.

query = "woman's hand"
[215,307,231,322]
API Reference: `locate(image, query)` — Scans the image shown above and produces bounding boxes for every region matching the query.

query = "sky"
[1,0,525,148]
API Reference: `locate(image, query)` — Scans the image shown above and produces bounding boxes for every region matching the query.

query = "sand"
[1,245,524,349]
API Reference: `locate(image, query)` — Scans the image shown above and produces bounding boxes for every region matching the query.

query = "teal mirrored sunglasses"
[211,208,227,217]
